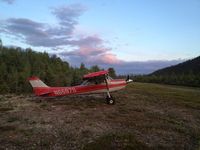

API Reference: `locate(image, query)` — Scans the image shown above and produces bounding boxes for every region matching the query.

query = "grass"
[0,82,200,149]
[131,83,200,107]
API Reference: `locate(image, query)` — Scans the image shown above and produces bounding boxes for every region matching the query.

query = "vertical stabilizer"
[28,76,48,88]
[28,76,50,96]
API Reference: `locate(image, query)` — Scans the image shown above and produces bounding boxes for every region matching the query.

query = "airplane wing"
[83,70,108,80]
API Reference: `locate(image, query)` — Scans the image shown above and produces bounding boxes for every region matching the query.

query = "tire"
[106,95,115,105]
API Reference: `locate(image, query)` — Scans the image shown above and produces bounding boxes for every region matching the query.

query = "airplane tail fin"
[28,76,50,96]
[28,76,48,88]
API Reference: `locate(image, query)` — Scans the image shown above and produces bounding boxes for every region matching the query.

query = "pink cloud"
[72,35,102,46]
[59,35,122,65]
[89,53,122,65]
[78,46,109,56]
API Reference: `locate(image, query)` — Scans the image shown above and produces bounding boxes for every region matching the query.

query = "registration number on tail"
[54,88,76,95]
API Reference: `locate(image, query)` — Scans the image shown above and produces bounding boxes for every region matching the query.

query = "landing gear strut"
[104,74,115,105]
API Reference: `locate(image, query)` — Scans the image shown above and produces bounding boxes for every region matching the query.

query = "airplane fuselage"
[33,79,126,97]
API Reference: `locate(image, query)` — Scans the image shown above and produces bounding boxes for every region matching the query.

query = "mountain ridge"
[151,56,200,76]
[134,56,200,87]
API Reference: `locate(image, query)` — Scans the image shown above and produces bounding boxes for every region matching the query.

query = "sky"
[0,0,199,74]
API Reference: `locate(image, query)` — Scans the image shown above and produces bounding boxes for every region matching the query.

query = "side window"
[87,80,96,85]
[82,77,106,86]
[88,79,105,85]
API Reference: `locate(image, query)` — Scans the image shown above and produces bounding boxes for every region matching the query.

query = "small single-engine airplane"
[28,70,133,104]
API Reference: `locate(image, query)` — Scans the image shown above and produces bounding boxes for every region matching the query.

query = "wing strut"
[105,74,111,98]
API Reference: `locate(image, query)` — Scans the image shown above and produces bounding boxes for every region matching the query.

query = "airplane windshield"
[81,77,108,86]
[81,80,89,85]
[107,76,113,80]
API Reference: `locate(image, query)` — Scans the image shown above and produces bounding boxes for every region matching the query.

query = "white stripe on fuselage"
[81,80,126,94]
[83,85,125,94]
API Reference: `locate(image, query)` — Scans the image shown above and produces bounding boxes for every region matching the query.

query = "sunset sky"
[0,0,199,74]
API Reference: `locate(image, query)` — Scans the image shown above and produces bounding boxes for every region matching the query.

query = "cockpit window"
[81,80,97,85]
[81,75,112,86]
[81,79,107,85]
[81,80,89,85]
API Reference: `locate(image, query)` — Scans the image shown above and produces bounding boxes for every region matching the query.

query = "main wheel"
[106,95,115,105]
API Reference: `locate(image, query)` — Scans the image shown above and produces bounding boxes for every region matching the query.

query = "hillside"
[151,56,200,76]
[134,56,200,87]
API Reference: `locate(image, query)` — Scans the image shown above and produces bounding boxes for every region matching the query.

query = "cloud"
[58,35,122,65]
[0,4,122,66]
[1,4,86,47]
[3,18,67,47]
[69,35,107,56]
[6,18,46,37]
[0,3,184,74]
[52,4,86,28]
[0,0,14,4]
[90,53,122,64]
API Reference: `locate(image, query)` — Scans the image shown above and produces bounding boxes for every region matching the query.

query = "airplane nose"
[126,79,133,83]
[126,75,133,83]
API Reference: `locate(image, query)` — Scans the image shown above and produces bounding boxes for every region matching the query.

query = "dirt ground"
[0,82,200,150]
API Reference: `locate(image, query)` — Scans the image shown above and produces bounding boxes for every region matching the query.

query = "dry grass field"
[0,82,200,150]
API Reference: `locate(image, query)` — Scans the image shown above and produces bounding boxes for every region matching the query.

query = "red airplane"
[28,70,133,104]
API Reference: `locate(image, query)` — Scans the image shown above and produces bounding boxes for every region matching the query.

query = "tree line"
[133,73,200,87]
[0,42,116,93]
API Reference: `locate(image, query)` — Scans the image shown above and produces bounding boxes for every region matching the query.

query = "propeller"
[126,75,133,83]
[126,75,129,81]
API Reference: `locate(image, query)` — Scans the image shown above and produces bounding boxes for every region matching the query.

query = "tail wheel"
[106,95,115,105]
